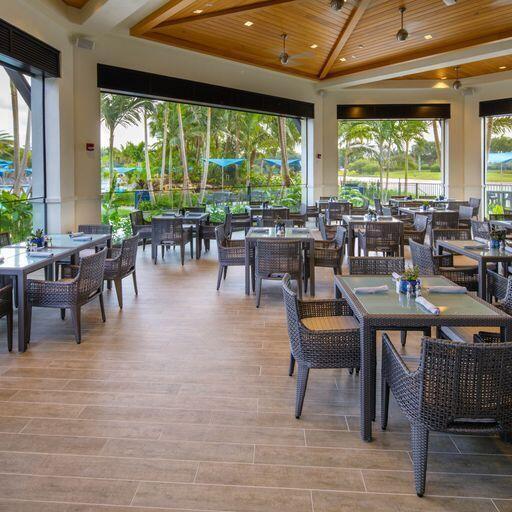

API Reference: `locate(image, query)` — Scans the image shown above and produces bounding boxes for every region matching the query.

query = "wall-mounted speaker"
[74,37,95,51]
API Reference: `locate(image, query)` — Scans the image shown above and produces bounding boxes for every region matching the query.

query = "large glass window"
[100,93,306,240]
[483,114,512,216]
[337,119,445,204]
[0,66,45,242]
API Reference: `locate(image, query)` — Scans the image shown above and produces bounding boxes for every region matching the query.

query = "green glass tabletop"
[439,239,512,257]
[338,275,500,317]
[246,227,313,239]
[0,247,70,271]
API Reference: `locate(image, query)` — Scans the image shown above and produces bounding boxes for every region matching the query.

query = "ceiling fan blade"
[287,50,314,63]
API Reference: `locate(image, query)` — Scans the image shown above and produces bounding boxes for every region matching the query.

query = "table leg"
[334,281,342,299]
[309,239,315,296]
[360,319,373,442]
[245,238,250,295]
[196,224,201,260]
[478,260,486,300]
[16,273,27,352]
[349,227,354,257]
[151,236,157,264]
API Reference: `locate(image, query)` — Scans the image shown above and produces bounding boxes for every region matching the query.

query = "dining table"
[244,227,316,296]
[342,214,404,257]
[334,274,512,442]
[2,233,112,352]
[436,238,512,299]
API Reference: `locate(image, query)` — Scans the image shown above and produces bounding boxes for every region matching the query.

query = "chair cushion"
[302,315,358,331]
[440,325,501,343]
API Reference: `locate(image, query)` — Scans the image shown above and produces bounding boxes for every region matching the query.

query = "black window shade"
[479,98,512,117]
[337,103,451,120]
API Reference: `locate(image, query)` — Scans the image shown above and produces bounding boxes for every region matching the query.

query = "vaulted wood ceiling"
[125,0,512,81]
[62,0,90,7]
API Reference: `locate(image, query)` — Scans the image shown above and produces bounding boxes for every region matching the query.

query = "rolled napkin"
[391,272,401,281]
[28,251,53,258]
[354,285,389,294]
[69,232,84,238]
[463,243,486,249]
[72,236,93,241]
[428,285,467,294]
[0,256,4,264]
[415,296,440,315]
[474,237,488,244]
[505,245,512,254]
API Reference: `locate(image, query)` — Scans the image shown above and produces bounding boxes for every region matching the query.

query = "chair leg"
[190,239,194,259]
[295,364,310,419]
[132,271,138,295]
[142,238,146,251]
[70,306,82,344]
[114,278,123,309]
[99,293,106,322]
[223,267,228,280]
[6,311,13,352]
[296,273,303,300]
[60,308,66,320]
[411,422,429,497]
[107,280,112,290]
[400,330,407,347]
[216,265,224,290]
[161,245,165,260]
[256,278,263,308]
[288,353,295,376]
[381,377,390,430]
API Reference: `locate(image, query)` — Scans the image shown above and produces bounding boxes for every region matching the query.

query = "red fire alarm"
[86,143,95,152]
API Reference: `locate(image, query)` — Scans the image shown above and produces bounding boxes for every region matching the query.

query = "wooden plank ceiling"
[128,0,512,81]
[62,0,90,7]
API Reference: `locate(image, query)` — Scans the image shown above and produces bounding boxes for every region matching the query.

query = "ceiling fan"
[279,34,313,66]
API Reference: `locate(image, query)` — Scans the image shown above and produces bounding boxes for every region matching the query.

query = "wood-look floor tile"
[0,401,83,419]
[0,417,30,433]
[132,481,313,512]
[0,502,199,512]
[495,499,512,512]
[0,433,106,455]
[451,435,512,455]
[427,452,512,475]
[0,377,70,390]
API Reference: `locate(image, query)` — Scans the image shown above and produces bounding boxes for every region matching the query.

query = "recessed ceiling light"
[351,55,356,59]
[441,76,447,80]
[424,34,433,40]
[310,44,318,49]
[339,57,346,62]
[193,9,203,13]
[358,44,364,49]
[244,21,253,26]
[499,66,507,70]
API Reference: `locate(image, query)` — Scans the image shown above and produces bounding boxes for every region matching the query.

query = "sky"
[0,68,30,145]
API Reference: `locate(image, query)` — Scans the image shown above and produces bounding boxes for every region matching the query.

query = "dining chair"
[215,225,247,290]
[130,211,152,251]
[318,214,336,241]
[357,222,403,257]
[431,210,459,230]
[489,213,512,221]
[381,333,512,497]
[326,201,350,225]
[458,205,475,229]
[255,239,302,308]
[374,198,384,215]
[26,249,107,344]
[348,256,404,276]
[306,204,319,226]
[282,274,359,418]
[153,218,193,265]
[104,234,139,309]
[0,284,13,352]
[471,220,491,240]
[403,215,429,245]
[468,197,481,217]
[199,213,232,252]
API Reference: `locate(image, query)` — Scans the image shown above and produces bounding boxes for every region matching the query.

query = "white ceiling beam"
[318,36,512,89]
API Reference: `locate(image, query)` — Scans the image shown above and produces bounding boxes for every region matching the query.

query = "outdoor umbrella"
[207,158,245,190]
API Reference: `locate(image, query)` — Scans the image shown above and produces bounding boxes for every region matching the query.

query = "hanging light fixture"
[396,7,408,42]
[452,66,462,90]
[330,0,346,11]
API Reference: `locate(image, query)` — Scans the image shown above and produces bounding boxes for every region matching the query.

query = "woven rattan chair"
[318,214,336,241]
[0,284,13,352]
[306,204,319,226]
[282,274,360,418]
[471,220,490,240]
[181,206,206,214]
[255,239,302,308]
[27,249,107,344]
[0,232,10,248]
[199,213,232,253]
[262,207,289,224]
[231,212,252,234]
[381,333,512,497]
[104,234,139,309]
[348,256,405,275]
[431,227,472,246]
[469,197,481,217]
[403,215,428,245]
[409,239,478,291]
[215,225,247,290]
[431,211,459,230]
[130,211,152,251]
[326,201,350,224]
[458,205,475,229]
[153,218,193,265]
[357,222,403,257]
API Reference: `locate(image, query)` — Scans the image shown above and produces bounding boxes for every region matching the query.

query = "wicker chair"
[409,239,478,291]
[471,220,490,240]
[255,239,302,308]
[458,205,475,229]
[130,211,152,251]
[199,214,232,253]
[348,256,404,276]
[0,285,13,352]
[262,207,289,224]
[0,232,10,248]
[306,204,320,226]
[304,227,346,292]
[381,333,512,497]
[431,210,459,230]
[469,197,481,217]
[282,274,360,418]
[288,207,307,227]
[153,218,193,265]
[215,225,247,290]
[231,212,252,234]
[26,249,107,344]
[104,234,139,309]
[403,215,428,245]
[326,202,350,225]
[181,206,206,214]
[318,214,336,241]
[357,222,403,257]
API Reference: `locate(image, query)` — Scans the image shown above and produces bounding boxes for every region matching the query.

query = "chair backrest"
[413,214,429,233]
[215,224,228,248]
[282,274,303,360]
[349,256,405,275]
[318,215,329,240]
[224,213,232,238]
[409,239,436,275]
[319,196,332,201]
[76,248,107,302]
[432,228,472,248]
[418,337,512,432]
[119,234,139,274]
[471,220,490,240]
[382,206,393,216]
[130,211,145,232]
[364,221,403,243]
[0,232,10,248]
[459,205,474,221]
[182,206,206,214]
[431,211,459,229]
[333,225,346,249]
[78,224,112,235]
[256,239,302,276]
[469,197,481,209]
[487,270,512,305]
[327,201,350,218]
[152,217,184,244]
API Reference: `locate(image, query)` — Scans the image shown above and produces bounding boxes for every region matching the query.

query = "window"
[337,119,445,204]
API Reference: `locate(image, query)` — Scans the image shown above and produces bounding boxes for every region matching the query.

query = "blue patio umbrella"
[114,166,141,174]
[264,158,301,169]
[207,158,245,190]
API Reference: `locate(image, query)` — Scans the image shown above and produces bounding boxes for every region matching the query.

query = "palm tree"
[277,116,290,188]
[338,121,370,186]
[199,107,212,203]
[177,103,191,205]
[160,102,169,192]
[486,116,512,165]
[101,94,144,192]
[0,131,13,159]
[142,101,156,202]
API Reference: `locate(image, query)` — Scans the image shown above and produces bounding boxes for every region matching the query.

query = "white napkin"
[72,236,93,241]
[28,251,53,258]
[505,245,512,254]
[354,285,389,294]
[70,232,84,238]
[416,296,440,315]
[391,272,401,281]
[428,286,467,294]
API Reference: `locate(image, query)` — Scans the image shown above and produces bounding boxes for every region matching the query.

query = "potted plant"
[421,201,430,211]
[489,226,506,249]
[274,216,286,236]
[400,265,419,294]
[30,228,45,248]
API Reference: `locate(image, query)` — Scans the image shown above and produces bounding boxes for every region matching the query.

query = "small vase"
[399,280,416,294]
[32,237,44,248]
[489,239,500,249]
